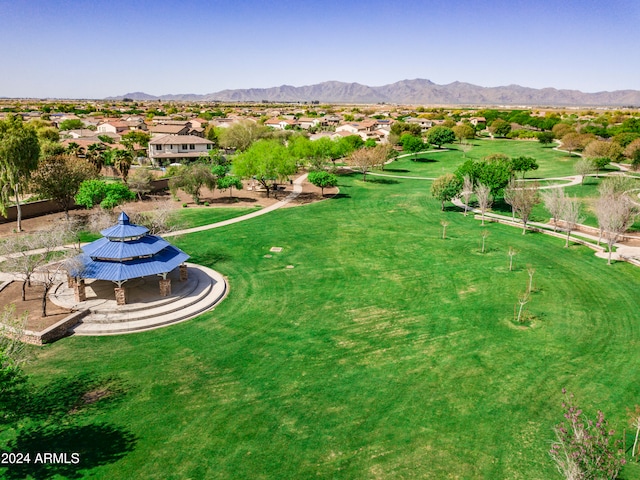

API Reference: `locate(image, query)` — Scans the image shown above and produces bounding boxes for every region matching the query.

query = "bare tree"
[516,291,529,324]
[475,183,493,226]
[460,141,473,158]
[504,180,540,234]
[527,266,536,293]
[440,220,449,239]
[0,235,45,301]
[349,148,379,182]
[130,201,182,235]
[560,196,584,248]
[541,188,565,232]
[461,175,473,216]
[574,158,595,185]
[481,229,489,254]
[595,191,638,265]
[508,247,517,271]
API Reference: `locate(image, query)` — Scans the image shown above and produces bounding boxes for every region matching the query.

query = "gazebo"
[70,212,189,305]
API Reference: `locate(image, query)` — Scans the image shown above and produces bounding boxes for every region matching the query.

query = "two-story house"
[148,134,215,165]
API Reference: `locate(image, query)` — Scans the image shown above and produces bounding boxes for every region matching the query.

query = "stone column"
[74,279,86,302]
[179,264,188,281]
[115,287,126,306]
[159,278,171,297]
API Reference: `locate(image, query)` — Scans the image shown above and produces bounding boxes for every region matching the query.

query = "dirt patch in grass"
[0,281,72,331]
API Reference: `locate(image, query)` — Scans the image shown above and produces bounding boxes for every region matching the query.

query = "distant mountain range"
[107,79,640,106]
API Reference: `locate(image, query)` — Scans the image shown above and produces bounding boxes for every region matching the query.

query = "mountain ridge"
[107,79,640,106]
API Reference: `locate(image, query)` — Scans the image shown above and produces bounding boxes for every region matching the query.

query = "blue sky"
[1,0,638,98]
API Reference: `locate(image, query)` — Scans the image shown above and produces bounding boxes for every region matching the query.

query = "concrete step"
[84,274,213,324]
[69,265,227,335]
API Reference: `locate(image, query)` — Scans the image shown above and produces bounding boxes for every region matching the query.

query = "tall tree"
[30,155,99,219]
[426,126,456,148]
[113,149,133,181]
[169,164,217,204]
[595,179,638,264]
[560,196,583,248]
[475,183,493,226]
[541,187,565,232]
[232,139,297,197]
[0,115,40,232]
[452,124,475,143]
[574,158,595,185]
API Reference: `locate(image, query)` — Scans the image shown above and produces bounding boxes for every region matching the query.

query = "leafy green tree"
[169,164,217,204]
[456,155,513,196]
[31,155,99,218]
[307,171,338,196]
[58,119,84,130]
[120,131,150,150]
[219,120,267,151]
[39,140,66,160]
[75,180,134,209]
[452,124,475,143]
[511,156,539,178]
[233,139,297,197]
[0,115,40,231]
[537,131,555,145]
[431,173,462,210]
[400,134,424,159]
[36,127,60,143]
[489,119,511,137]
[205,126,218,148]
[426,126,456,148]
[390,121,422,137]
[217,175,243,199]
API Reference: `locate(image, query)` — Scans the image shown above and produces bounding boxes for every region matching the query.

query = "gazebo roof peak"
[118,211,130,225]
[101,211,149,239]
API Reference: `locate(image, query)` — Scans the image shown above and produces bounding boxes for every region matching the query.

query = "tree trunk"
[565,230,571,248]
[22,280,26,301]
[41,287,48,317]
[15,185,22,232]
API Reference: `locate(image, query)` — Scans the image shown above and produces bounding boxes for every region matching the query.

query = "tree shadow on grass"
[0,374,135,479]
[189,251,230,266]
[2,422,137,479]
[366,177,399,185]
[384,168,411,173]
[0,374,128,427]
[410,157,437,163]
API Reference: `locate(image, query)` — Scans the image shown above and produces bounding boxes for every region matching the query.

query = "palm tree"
[113,149,133,181]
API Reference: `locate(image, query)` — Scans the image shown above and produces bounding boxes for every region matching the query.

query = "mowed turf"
[387,139,581,179]
[9,173,640,479]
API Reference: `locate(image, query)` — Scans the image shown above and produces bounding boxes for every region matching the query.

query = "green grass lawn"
[6,173,640,479]
[386,139,584,179]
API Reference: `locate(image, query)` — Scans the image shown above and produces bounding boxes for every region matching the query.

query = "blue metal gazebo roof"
[76,211,190,282]
[101,212,149,239]
[78,247,190,282]
[83,235,172,260]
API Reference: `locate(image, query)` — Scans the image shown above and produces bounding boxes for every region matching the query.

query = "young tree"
[216,175,244,199]
[504,180,540,234]
[31,155,99,219]
[431,174,462,211]
[480,229,489,253]
[508,246,517,271]
[550,390,625,480]
[460,175,474,216]
[537,131,555,145]
[232,139,297,197]
[475,183,493,226]
[459,141,473,158]
[169,164,217,204]
[426,126,456,148]
[560,196,584,247]
[595,190,638,264]
[307,171,338,196]
[0,115,40,232]
[440,220,449,239]
[541,188,565,232]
